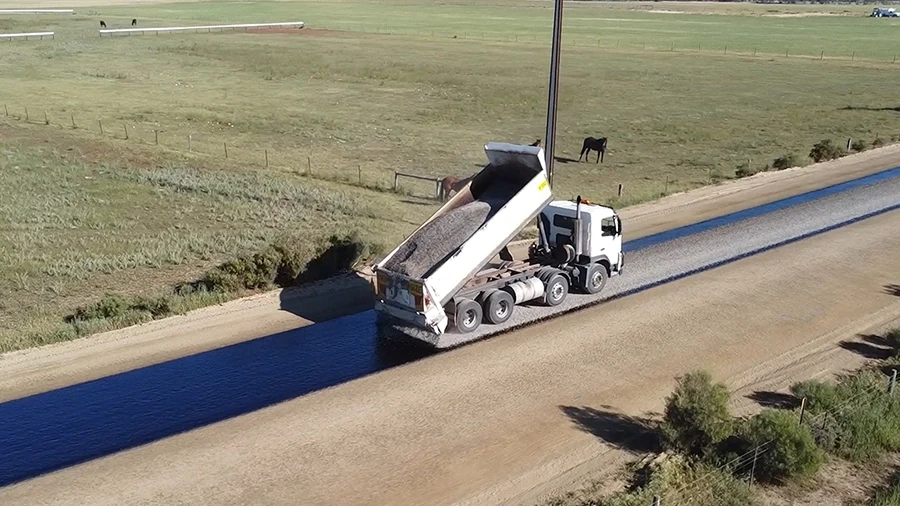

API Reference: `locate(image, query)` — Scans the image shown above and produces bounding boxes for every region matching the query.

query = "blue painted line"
[0,166,898,489]
[623,166,900,252]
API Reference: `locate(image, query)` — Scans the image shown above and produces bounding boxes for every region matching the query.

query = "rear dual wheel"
[455,299,483,333]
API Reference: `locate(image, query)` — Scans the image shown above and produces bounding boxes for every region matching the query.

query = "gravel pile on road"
[387,172,900,348]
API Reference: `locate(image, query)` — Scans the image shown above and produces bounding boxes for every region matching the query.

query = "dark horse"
[578,136,608,163]
[439,173,475,202]
[100,20,106,28]
[132,18,137,26]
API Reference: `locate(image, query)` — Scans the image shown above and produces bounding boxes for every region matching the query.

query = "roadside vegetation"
[1,0,899,351]
[546,327,900,506]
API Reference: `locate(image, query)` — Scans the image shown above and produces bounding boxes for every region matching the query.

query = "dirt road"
[2,144,898,403]
[2,193,900,505]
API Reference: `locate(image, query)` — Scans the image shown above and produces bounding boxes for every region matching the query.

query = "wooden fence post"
[4,104,7,116]
[25,106,29,121]
[44,110,49,125]
[798,397,807,425]
[358,165,362,185]
[123,124,128,140]
[189,135,192,151]
[71,114,76,128]
[617,183,623,197]
[224,142,228,159]
[307,156,311,175]
[393,172,400,191]
[154,129,159,145]
[98,119,103,134]
[265,149,268,167]
[847,138,852,151]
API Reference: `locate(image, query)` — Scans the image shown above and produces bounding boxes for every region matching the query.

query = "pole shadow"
[559,405,661,453]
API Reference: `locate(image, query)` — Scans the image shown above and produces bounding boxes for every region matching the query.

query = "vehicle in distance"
[372,142,624,348]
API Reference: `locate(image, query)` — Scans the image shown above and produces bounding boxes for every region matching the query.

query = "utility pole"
[543,0,564,188]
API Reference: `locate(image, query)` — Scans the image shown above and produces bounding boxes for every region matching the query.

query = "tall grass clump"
[791,368,900,461]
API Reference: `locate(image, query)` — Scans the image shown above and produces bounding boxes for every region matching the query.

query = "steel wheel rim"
[496,300,510,318]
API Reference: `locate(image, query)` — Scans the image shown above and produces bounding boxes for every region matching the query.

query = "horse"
[439,174,475,202]
[132,18,137,26]
[578,136,608,163]
[100,20,107,28]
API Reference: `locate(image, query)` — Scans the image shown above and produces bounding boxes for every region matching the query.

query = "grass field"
[1,0,899,351]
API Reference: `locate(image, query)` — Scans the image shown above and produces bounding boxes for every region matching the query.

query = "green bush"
[740,409,823,482]
[71,293,130,321]
[772,153,800,171]
[791,369,900,461]
[851,139,869,152]
[585,455,761,506]
[662,370,734,458]
[809,139,847,163]
[872,137,886,148]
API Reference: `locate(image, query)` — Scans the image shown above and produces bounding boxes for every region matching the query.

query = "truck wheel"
[582,263,608,294]
[484,289,514,324]
[544,273,569,306]
[455,299,483,333]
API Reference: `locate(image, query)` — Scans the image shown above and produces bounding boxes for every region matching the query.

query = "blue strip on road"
[0,166,898,488]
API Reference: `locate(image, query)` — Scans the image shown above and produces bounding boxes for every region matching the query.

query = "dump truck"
[373,142,624,348]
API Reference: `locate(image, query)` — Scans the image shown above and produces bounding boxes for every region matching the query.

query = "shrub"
[872,137,886,148]
[740,409,823,482]
[851,139,869,152]
[772,153,800,171]
[735,164,762,178]
[662,370,734,458]
[71,293,130,321]
[809,139,847,163]
[791,369,900,461]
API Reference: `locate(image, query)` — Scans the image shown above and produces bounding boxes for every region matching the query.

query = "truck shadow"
[559,405,661,453]
[278,273,375,323]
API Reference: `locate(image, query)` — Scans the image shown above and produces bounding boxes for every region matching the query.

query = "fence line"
[0,31,54,41]
[0,103,789,204]
[98,21,304,37]
[541,365,898,506]
[0,9,74,14]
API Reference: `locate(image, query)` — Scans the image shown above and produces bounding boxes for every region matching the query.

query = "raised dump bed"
[373,141,624,348]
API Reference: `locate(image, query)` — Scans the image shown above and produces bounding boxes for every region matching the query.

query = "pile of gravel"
[383,163,536,279]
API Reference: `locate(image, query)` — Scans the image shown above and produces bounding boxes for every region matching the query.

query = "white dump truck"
[373,142,624,348]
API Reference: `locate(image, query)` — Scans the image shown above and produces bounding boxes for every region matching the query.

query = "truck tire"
[581,263,608,294]
[484,289,515,324]
[544,273,569,306]
[455,298,483,333]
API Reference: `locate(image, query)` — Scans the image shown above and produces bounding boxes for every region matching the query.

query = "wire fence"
[0,102,687,204]
[553,367,900,506]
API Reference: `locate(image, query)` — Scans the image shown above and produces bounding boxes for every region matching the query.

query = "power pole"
[543,0,564,188]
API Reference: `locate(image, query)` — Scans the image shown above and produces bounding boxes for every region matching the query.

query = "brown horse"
[439,174,475,202]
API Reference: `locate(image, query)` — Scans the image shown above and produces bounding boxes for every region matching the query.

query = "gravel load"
[382,163,539,279]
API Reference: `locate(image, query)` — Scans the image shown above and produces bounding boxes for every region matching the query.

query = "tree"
[662,370,734,458]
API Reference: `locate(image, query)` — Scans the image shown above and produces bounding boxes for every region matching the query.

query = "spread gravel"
[383,173,900,348]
